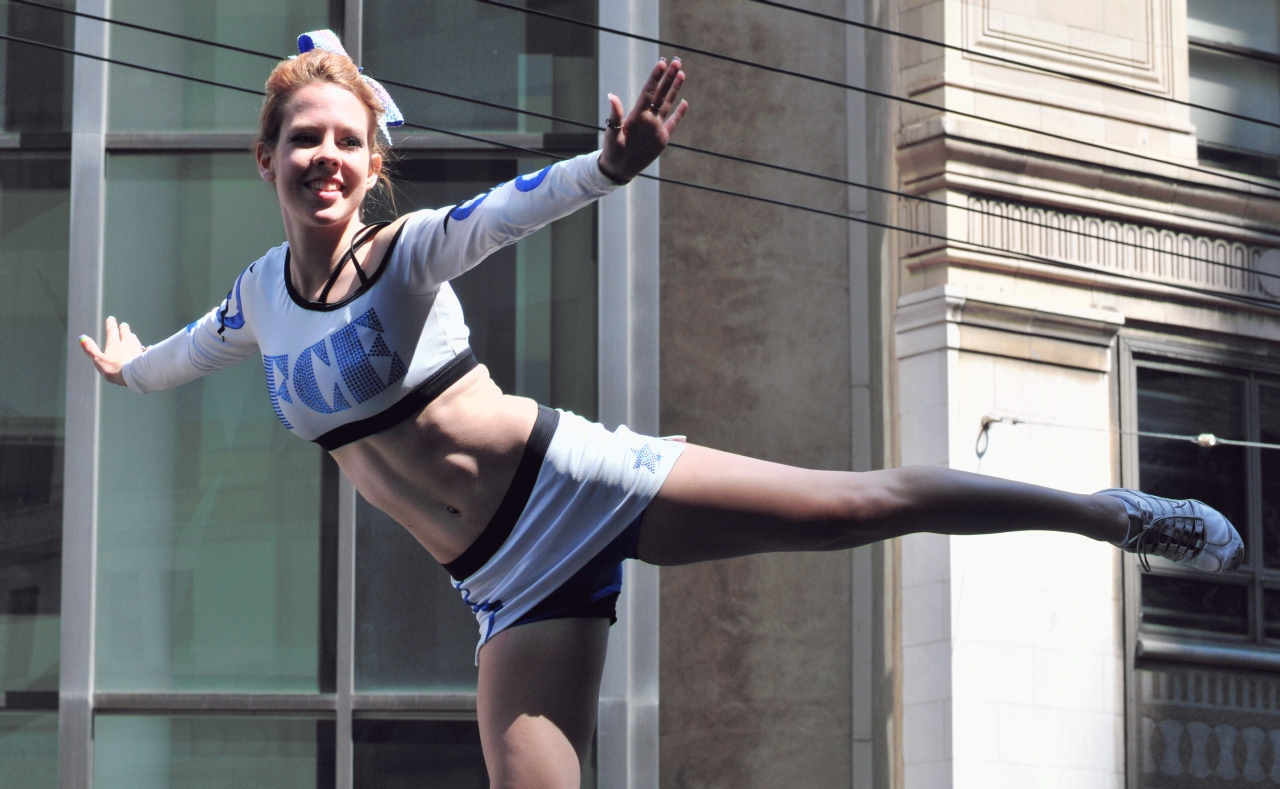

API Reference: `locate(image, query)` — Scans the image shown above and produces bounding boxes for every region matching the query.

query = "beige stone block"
[1070,24,1142,60]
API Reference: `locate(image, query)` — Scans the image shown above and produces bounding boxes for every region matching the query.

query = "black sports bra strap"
[316,222,390,304]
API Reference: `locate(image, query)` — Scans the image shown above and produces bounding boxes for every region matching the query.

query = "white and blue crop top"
[121,151,619,450]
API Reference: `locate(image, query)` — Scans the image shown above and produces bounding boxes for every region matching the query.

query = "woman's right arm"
[80,268,260,391]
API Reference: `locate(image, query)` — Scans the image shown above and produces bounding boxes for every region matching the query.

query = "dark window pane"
[1142,575,1248,636]
[1138,665,1280,788]
[353,720,487,789]
[355,496,478,692]
[1263,588,1280,640]
[1259,386,1280,568]
[1137,367,1248,545]
[0,712,56,788]
[2,0,73,134]
[0,153,68,699]
[364,0,597,135]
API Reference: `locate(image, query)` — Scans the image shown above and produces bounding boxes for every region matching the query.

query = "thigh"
[638,443,888,566]
[477,617,610,789]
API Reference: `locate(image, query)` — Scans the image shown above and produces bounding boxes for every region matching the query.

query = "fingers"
[651,59,683,114]
[664,99,689,134]
[606,93,625,134]
[629,58,669,122]
[78,334,103,362]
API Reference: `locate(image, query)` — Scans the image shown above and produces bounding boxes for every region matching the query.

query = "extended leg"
[477,617,610,789]
[638,444,1130,566]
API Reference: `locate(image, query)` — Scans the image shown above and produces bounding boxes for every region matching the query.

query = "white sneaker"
[1095,488,1245,573]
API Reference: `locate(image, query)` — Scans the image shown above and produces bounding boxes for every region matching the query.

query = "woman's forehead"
[283,83,370,128]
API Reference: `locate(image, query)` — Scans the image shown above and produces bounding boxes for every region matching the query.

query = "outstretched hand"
[79,316,145,387]
[598,57,688,184]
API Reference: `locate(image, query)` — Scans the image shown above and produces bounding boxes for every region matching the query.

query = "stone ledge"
[895,284,1124,371]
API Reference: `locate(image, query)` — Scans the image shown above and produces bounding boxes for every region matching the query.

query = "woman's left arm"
[403,58,687,290]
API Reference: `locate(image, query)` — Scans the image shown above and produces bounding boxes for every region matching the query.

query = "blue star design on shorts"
[630,444,662,473]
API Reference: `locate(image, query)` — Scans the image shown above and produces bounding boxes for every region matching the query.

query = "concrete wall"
[656,0,861,786]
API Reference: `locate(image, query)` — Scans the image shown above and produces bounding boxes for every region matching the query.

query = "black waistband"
[313,348,478,451]
[444,405,560,582]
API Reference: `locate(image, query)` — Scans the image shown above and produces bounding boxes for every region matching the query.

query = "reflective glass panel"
[352,719,487,788]
[97,152,323,692]
[1260,385,1280,568]
[1263,587,1280,640]
[1141,574,1249,636]
[363,0,597,135]
[0,712,56,788]
[108,0,330,133]
[0,153,67,703]
[1137,367,1248,549]
[94,715,327,789]
[0,0,73,135]
[1190,48,1280,160]
[355,496,478,692]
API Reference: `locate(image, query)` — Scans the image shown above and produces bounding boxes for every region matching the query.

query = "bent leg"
[477,617,610,789]
[638,444,1129,566]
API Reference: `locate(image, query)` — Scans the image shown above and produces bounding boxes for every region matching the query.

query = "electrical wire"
[15,0,1280,284]
[6,29,1280,316]
[976,415,1280,463]
[475,0,1280,200]
[750,0,1280,134]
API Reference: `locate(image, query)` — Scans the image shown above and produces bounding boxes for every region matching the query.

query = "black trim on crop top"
[284,221,408,312]
[443,405,560,582]
[313,347,480,451]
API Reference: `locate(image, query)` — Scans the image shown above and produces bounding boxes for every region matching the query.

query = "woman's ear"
[368,151,383,190]
[255,141,276,183]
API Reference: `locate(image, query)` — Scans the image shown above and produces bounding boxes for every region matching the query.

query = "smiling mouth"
[307,179,344,194]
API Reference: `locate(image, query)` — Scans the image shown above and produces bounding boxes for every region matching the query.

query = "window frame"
[1120,331,1280,787]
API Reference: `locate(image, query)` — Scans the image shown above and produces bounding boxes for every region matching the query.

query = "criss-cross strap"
[316,222,389,304]
[1137,514,1207,573]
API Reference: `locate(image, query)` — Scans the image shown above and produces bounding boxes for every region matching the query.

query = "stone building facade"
[655,0,1280,788]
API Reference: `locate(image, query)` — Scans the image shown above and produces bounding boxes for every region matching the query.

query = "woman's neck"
[284,213,364,299]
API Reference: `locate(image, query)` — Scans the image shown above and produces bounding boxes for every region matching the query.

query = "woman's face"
[256,81,382,230]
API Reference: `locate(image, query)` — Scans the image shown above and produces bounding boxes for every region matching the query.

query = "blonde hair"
[257,49,393,199]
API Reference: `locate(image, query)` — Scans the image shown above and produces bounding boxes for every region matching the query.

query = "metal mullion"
[1247,377,1265,644]
[60,3,110,787]
[335,473,357,789]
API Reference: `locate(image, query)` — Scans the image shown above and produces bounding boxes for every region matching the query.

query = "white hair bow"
[297,30,405,146]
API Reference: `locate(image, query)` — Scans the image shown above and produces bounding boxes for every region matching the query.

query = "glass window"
[0,712,56,789]
[355,496,478,692]
[363,0,597,135]
[0,0,73,136]
[352,719,488,788]
[0,153,67,716]
[94,715,328,788]
[107,0,330,133]
[96,152,324,692]
[1132,361,1280,788]
[1188,0,1280,177]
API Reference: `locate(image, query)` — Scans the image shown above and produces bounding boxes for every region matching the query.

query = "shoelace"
[1136,515,1207,573]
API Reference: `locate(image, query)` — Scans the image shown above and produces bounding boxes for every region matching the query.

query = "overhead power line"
[3,29,1279,316]
[750,0,1280,134]
[475,0,1280,200]
[20,0,1277,282]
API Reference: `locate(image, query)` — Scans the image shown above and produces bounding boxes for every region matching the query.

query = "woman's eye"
[342,137,363,148]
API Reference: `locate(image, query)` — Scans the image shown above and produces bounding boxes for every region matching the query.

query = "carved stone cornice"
[896,118,1280,236]
[895,284,1124,372]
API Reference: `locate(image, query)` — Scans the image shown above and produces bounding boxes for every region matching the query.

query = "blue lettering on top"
[292,338,349,414]
[515,165,552,192]
[262,354,294,429]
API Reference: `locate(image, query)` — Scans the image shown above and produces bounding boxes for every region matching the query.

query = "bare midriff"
[329,363,539,566]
